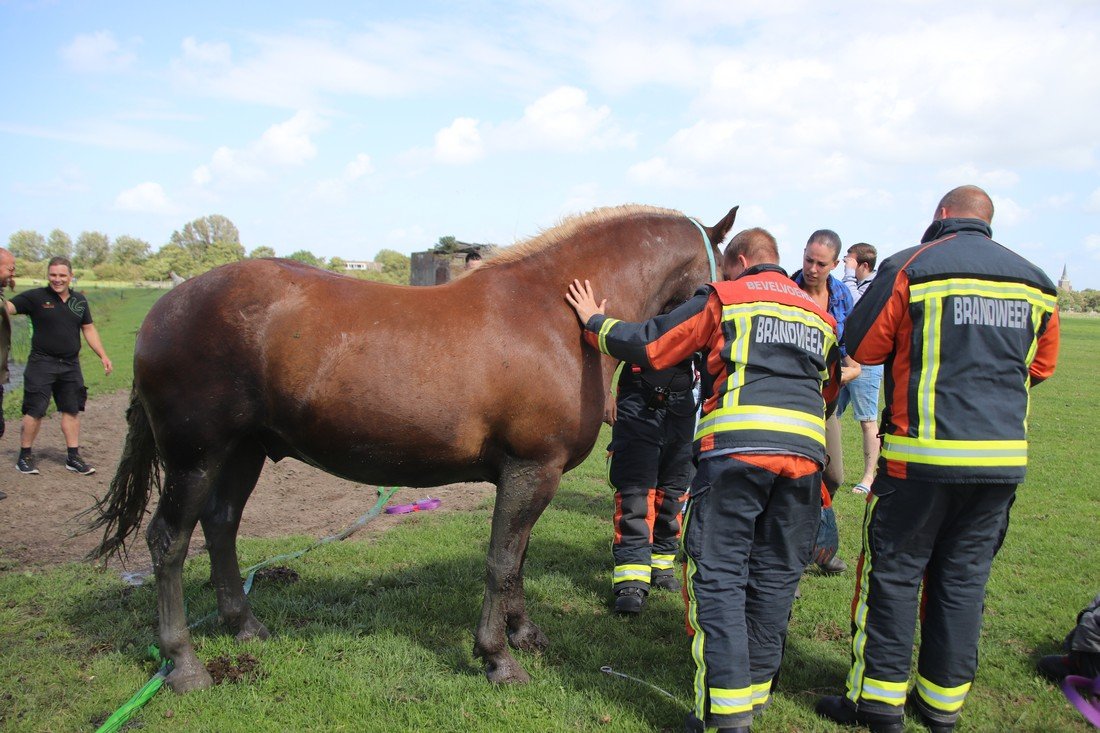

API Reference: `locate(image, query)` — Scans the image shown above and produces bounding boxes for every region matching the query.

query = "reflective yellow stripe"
[612,564,651,584]
[596,317,621,355]
[907,279,1056,443]
[684,502,708,720]
[651,554,675,571]
[695,404,826,445]
[909,279,1058,309]
[722,301,835,337]
[919,297,941,441]
[846,493,879,703]
[751,680,771,707]
[710,686,753,715]
[860,677,908,706]
[882,435,1028,467]
[723,312,752,408]
[915,675,970,712]
[718,303,836,409]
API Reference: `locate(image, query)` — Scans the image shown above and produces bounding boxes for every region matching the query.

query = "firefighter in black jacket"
[567,228,840,732]
[815,186,1060,733]
[606,359,697,614]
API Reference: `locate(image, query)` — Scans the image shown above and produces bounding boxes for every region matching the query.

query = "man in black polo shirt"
[5,256,113,475]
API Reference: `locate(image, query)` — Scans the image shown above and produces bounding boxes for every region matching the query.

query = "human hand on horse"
[565,279,606,325]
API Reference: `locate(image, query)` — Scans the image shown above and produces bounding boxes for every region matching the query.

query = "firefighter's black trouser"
[683,454,821,729]
[846,474,1016,721]
[607,388,694,590]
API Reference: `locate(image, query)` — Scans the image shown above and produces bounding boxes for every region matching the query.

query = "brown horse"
[89,204,737,692]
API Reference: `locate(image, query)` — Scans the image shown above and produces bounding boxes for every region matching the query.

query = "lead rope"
[95,486,399,733]
[687,217,717,282]
[600,665,680,702]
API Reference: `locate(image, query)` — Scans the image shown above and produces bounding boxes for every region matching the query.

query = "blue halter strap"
[687,217,717,281]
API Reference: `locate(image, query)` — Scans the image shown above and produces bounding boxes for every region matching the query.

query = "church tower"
[1058,265,1072,292]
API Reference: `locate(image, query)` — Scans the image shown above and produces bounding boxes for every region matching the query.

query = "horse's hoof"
[507,622,549,653]
[235,618,270,642]
[484,655,531,685]
[166,665,214,693]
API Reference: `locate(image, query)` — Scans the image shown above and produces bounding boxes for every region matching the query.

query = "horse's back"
[132,259,585,483]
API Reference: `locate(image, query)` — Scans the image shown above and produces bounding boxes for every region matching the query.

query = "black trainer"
[65,455,96,475]
[652,573,681,592]
[814,695,903,733]
[613,586,646,615]
[16,454,40,475]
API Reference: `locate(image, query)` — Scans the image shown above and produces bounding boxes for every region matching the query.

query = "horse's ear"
[707,206,739,246]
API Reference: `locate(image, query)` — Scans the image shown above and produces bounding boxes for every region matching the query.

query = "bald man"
[816,186,1060,733]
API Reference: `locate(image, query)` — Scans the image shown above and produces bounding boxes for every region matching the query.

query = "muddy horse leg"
[147,466,215,692]
[474,458,561,683]
[199,440,269,643]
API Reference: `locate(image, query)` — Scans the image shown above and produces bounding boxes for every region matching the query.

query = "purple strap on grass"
[1062,675,1100,728]
[384,497,442,515]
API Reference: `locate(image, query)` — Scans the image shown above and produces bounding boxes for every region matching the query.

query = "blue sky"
[2,0,1098,287]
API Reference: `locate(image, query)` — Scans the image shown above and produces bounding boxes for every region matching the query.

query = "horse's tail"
[85,388,162,562]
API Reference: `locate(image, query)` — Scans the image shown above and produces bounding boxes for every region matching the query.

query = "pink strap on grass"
[384,497,442,515]
[1062,675,1100,728]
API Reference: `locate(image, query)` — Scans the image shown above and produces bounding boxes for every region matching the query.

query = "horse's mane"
[479,204,684,269]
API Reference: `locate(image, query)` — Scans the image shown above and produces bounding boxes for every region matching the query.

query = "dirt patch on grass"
[0,390,496,572]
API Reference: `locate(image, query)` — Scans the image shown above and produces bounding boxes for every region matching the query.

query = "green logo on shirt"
[68,298,86,317]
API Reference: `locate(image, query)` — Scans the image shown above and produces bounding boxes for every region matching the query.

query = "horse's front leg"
[474,458,560,684]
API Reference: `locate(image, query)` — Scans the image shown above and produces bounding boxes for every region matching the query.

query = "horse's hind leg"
[199,440,269,642]
[474,458,561,684]
[148,466,216,693]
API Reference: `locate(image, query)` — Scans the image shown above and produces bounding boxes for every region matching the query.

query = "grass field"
[0,297,1096,731]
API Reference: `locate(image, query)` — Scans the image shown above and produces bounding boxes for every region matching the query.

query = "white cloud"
[0,120,187,153]
[1087,188,1100,213]
[181,36,232,66]
[628,156,692,188]
[497,87,636,153]
[558,182,602,217]
[60,31,136,73]
[820,188,895,211]
[344,153,374,181]
[114,182,176,214]
[1085,234,1100,261]
[427,87,636,166]
[939,165,1020,189]
[434,118,484,164]
[991,195,1027,227]
[194,111,326,186]
[313,154,375,200]
[650,8,1100,192]
[256,112,322,165]
[169,23,545,109]
[11,166,91,197]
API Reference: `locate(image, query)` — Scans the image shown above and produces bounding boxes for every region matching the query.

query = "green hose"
[95,486,399,732]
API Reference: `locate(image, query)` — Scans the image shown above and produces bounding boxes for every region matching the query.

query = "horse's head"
[639,205,739,318]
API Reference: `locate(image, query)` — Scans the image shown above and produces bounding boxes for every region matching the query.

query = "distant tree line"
[5,214,410,286]
[1058,288,1100,313]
